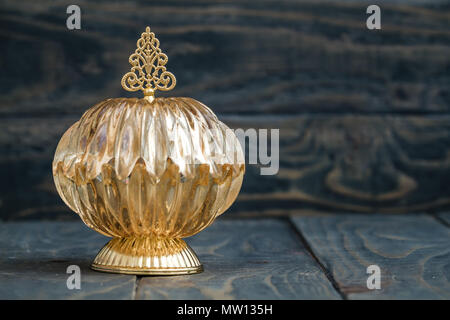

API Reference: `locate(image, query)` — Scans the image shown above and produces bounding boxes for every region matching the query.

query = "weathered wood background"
[1,0,450,220]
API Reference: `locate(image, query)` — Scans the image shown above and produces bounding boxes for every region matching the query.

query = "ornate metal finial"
[121,26,176,98]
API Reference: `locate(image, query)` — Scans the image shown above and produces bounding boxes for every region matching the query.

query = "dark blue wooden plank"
[0,221,136,299]
[4,115,450,220]
[1,0,449,116]
[291,214,450,299]
[137,218,341,299]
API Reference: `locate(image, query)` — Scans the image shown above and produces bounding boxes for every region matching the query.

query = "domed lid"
[121,26,176,102]
[53,27,245,182]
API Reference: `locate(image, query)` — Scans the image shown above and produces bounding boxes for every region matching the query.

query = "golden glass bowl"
[53,97,245,275]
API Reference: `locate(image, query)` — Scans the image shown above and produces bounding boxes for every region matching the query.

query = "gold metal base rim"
[90,263,203,276]
[90,237,203,276]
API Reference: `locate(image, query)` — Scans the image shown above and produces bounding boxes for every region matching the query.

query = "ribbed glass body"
[53,97,245,239]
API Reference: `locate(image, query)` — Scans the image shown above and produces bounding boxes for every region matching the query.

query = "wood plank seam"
[290,214,450,299]
[286,217,346,300]
[134,218,342,299]
[431,213,450,228]
[134,276,143,300]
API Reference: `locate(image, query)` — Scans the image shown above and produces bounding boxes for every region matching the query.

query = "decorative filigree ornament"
[121,26,176,97]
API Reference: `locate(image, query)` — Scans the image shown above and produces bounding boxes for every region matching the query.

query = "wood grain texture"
[136,218,341,299]
[1,0,450,219]
[290,214,450,299]
[1,217,447,299]
[0,221,136,299]
[0,0,449,116]
[2,115,450,220]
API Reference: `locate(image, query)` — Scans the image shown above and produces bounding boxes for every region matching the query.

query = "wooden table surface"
[1,213,449,300]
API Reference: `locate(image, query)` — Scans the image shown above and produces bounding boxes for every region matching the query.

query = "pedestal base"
[91,237,203,275]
